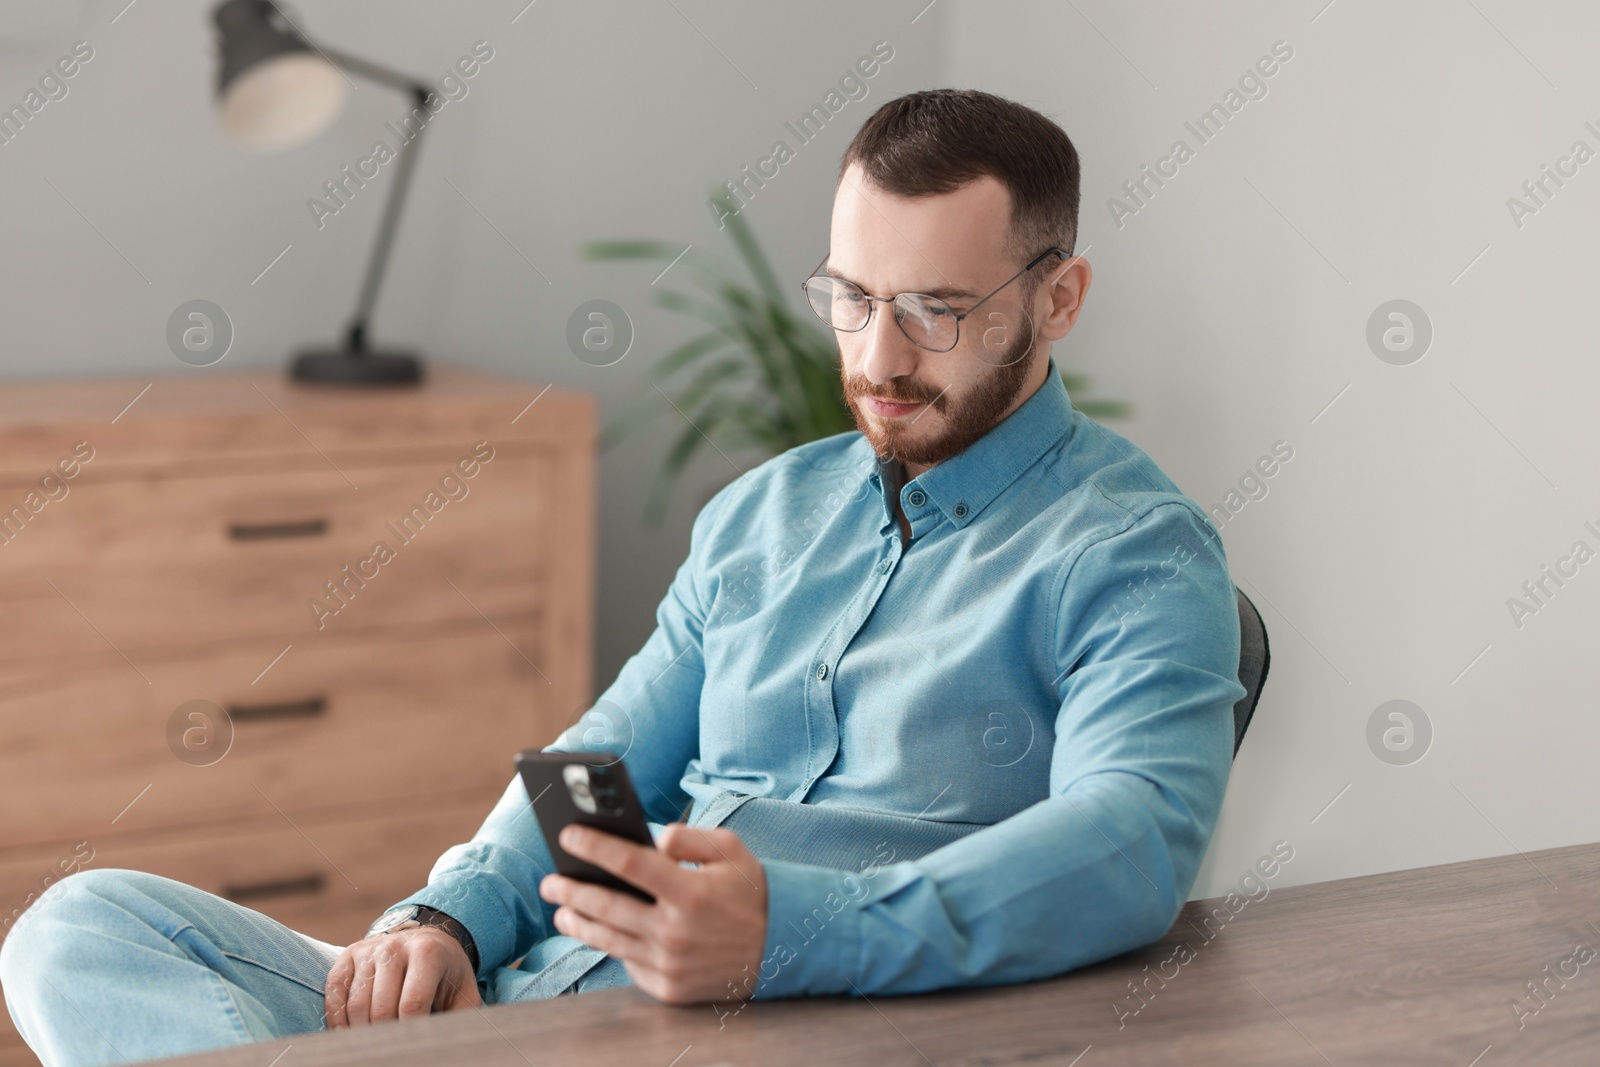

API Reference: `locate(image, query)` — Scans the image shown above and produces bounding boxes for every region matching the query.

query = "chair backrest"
[1232,586,1270,758]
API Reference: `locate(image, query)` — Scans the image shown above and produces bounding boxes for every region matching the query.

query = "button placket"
[798,538,902,797]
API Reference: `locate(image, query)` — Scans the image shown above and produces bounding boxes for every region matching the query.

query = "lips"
[862,396,928,418]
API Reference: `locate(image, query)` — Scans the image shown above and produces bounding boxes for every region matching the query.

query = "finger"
[323,951,355,1029]
[547,876,655,937]
[367,938,407,1023]
[343,952,378,1027]
[553,904,653,964]
[395,944,445,1020]
[659,827,764,895]
[436,967,484,1013]
[560,825,681,897]
[657,824,747,865]
[619,960,670,1003]
[620,960,698,1006]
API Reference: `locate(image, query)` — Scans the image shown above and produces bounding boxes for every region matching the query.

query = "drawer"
[0,453,553,664]
[0,800,494,1061]
[0,624,567,851]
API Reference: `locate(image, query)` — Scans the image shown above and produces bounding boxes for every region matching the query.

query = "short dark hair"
[839,89,1081,268]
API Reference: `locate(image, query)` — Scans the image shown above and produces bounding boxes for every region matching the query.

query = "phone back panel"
[514,750,655,903]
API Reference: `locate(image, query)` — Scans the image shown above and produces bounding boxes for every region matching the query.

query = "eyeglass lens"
[801,277,960,352]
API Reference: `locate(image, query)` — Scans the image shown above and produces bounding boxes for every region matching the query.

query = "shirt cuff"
[752,858,871,998]
[395,870,516,983]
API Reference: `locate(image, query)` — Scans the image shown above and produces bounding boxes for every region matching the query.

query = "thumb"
[657,824,741,864]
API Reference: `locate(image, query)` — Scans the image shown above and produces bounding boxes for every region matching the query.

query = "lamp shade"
[213,0,347,152]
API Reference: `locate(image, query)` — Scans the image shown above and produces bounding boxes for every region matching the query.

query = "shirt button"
[879,559,892,575]
[907,490,927,508]
[953,503,969,519]
[816,663,829,681]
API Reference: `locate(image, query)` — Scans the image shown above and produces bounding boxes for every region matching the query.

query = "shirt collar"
[908,358,1076,529]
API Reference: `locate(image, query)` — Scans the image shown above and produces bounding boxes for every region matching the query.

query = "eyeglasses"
[800,246,1069,353]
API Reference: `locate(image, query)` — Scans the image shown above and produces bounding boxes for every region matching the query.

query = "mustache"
[842,374,944,407]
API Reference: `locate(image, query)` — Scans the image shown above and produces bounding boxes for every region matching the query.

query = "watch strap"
[413,906,480,974]
[374,905,480,974]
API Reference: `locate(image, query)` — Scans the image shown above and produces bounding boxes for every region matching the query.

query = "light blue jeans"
[0,868,631,1067]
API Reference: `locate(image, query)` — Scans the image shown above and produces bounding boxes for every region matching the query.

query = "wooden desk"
[160,841,1600,1066]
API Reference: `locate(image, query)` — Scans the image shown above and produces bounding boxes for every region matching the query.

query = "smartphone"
[514,749,656,903]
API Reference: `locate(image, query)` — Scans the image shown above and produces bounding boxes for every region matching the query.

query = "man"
[0,89,1244,1065]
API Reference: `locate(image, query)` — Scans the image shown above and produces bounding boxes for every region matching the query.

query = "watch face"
[369,905,419,935]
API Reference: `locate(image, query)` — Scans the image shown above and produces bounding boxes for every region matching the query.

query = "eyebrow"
[821,264,980,302]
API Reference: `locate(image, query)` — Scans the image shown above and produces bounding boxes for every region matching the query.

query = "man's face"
[827,162,1051,471]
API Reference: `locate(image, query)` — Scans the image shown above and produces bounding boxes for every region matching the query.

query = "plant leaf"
[582,240,682,261]
[708,187,786,304]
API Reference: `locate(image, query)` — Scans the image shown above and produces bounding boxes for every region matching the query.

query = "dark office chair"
[1231,586,1270,758]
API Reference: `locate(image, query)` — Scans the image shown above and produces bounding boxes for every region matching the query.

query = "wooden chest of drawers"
[0,368,594,1065]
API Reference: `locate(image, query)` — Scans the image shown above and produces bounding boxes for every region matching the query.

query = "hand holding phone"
[515,750,656,903]
[520,751,773,1004]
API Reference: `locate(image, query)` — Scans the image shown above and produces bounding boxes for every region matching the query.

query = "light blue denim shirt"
[399,359,1245,1000]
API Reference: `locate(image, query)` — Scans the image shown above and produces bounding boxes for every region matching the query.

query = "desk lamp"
[212,0,430,385]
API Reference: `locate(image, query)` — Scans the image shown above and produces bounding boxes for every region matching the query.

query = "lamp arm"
[319,45,432,354]
[317,44,427,96]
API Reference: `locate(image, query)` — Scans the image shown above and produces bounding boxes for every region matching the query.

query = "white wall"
[948,0,1600,895]
[5,0,1595,897]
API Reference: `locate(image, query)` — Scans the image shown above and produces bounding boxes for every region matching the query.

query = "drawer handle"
[228,697,328,723]
[222,873,327,904]
[228,519,329,541]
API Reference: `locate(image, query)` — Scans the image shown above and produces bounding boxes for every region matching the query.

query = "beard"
[842,318,1038,468]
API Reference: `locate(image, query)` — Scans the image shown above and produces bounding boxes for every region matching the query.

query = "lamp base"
[290,347,424,386]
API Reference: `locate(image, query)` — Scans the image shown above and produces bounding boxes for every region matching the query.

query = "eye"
[906,296,953,318]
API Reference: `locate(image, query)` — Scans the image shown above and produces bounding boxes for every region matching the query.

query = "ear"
[1038,255,1092,342]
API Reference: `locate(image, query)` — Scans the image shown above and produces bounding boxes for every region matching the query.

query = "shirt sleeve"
[390,483,733,979]
[752,501,1245,997]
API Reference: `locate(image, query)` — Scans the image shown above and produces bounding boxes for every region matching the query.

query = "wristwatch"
[367,905,479,973]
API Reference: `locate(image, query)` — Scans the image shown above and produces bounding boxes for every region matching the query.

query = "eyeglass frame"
[799,245,1072,353]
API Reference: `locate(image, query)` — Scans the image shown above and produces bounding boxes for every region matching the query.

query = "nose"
[856,297,920,386]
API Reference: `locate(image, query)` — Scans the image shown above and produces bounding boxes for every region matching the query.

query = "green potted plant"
[585,188,1128,524]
